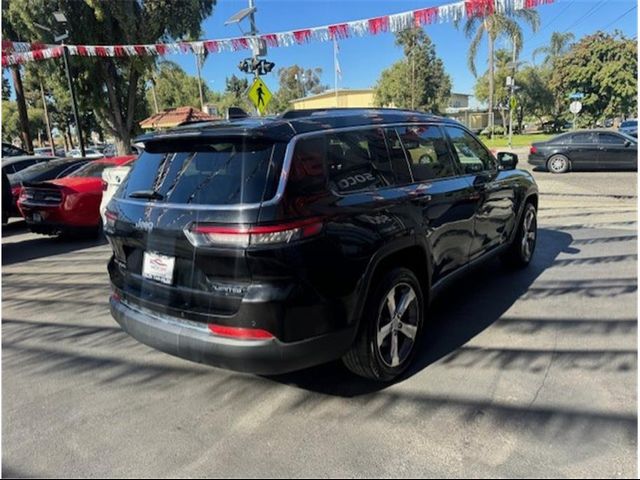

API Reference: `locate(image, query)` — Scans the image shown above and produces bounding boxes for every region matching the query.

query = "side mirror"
[497,152,518,170]
[624,140,632,147]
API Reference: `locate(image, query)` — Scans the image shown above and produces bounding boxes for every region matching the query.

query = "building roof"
[139,106,221,130]
[136,108,457,145]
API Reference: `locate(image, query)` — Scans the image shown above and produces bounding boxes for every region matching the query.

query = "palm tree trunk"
[488,29,495,140]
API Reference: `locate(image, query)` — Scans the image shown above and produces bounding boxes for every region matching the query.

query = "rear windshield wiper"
[128,189,164,201]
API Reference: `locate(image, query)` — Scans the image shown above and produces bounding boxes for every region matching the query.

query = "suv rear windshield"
[120,138,285,206]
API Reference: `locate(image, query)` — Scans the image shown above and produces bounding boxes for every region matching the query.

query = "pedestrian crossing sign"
[248,77,272,115]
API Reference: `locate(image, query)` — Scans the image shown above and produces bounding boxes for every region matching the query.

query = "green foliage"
[532,32,575,67]
[147,61,211,111]
[271,66,327,113]
[2,100,46,144]
[374,27,451,113]
[459,9,540,77]
[550,31,638,125]
[2,75,10,101]
[3,0,215,153]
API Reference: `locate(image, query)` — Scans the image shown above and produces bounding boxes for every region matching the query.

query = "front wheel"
[501,203,537,268]
[343,268,424,381]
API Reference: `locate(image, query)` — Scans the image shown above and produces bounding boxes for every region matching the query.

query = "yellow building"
[289,89,378,110]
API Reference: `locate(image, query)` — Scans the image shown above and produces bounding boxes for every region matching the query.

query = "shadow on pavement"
[2,235,107,266]
[269,228,576,397]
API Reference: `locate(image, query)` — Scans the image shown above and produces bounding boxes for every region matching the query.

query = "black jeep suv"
[105,109,538,381]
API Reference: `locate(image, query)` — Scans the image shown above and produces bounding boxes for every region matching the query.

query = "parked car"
[529,130,637,173]
[2,155,56,176]
[99,164,134,226]
[2,170,11,225]
[618,119,638,137]
[67,148,104,159]
[17,155,136,237]
[105,108,539,381]
[2,142,30,157]
[6,157,91,219]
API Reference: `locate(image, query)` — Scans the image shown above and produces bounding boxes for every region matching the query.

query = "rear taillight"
[208,324,274,340]
[185,217,324,248]
[11,186,21,199]
[530,146,538,155]
[105,210,118,229]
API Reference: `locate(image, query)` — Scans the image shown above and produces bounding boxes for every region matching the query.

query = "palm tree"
[533,32,575,66]
[457,8,540,138]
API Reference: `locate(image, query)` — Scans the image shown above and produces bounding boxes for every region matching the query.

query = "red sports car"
[18,156,136,237]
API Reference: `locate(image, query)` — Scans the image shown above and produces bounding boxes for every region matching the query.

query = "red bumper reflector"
[208,324,274,340]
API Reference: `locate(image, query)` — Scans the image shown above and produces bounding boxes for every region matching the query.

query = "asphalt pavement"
[2,164,637,478]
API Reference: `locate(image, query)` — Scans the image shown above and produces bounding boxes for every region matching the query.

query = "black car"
[2,155,57,176]
[105,109,538,381]
[6,157,90,218]
[529,130,637,173]
[2,142,30,157]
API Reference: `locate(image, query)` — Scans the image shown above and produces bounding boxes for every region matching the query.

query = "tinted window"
[121,139,284,205]
[70,162,117,178]
[396,125,456,181]
[384,128,413,185]
[444,126,495,174]
[571,132,595,144]
[621,121,637,128]
[599,133,626,145]
[8,159,86,184]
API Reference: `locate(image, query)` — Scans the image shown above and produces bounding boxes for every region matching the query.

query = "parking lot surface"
[2,166,637,478]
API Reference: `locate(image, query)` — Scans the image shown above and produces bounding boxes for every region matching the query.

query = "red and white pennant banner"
[2,0,553,67]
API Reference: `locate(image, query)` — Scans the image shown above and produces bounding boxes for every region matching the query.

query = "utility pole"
[61,45,85,157]
[508,36,517,149]
[39,76,56,156]
[195,52,206,111]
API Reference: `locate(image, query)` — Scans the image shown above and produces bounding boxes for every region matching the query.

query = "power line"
[530,0,577,39]
[600,5,637,31]
[562,0,608,34]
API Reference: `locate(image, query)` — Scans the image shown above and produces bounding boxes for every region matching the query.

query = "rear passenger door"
[569,132,599,169]
[390,124,477,283]
[443,125,517,260]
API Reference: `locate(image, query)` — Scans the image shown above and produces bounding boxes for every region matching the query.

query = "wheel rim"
[521,208,537,262]
[376,282,420,368]
[549,156,567,173]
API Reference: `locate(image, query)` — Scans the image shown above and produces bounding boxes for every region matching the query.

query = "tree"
[374,27,451,113]
[2,74,11,101]
[457,8,540,136]
[474,49,517,132]
[533,31,575,66]
[515,65,554,131]
[146,61,212,112]
[2,100,46,144]
[272,66,327,113]
[4,0,215,154]
[550,31,638,126]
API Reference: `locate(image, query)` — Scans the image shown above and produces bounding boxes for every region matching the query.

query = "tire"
[343,267,424,382]
[547,154,570,174]
[501,203,537,268]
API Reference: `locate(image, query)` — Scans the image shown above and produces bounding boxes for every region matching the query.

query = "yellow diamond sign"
[248,77,272,115]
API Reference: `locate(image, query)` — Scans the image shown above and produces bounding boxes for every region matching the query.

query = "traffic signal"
[238,57,275,76]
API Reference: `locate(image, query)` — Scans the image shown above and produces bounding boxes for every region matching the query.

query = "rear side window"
[294,128,395,194]
[571,132,595,144]
[396,125,456,181]
[70,162,115,178]
[120,139,284,205]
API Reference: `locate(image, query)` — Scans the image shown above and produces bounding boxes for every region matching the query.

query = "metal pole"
[508,37,516,149]
[195,52,205,111]
[39,77,56,156]
[62,45,85,157]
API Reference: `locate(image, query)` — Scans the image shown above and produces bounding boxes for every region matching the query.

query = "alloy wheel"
[521,208,537,262]
[376,282,420,368]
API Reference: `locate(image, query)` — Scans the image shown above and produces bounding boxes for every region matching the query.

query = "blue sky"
[170,0,638,100]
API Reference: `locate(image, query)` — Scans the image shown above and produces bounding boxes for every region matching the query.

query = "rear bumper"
[527,154,546,167]
[110,296,356,375]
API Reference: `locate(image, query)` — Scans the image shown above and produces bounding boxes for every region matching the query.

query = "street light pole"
[508,37,517,150]
[61,45,85,157]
